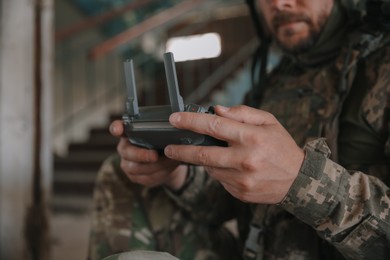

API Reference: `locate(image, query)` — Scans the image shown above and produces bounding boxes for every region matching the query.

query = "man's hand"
[164,105,305,204]
[110,120,187,190]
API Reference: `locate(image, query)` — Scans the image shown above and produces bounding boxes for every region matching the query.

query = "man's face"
[258,0,334,53]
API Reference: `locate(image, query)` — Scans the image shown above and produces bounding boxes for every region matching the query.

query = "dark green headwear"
[339,0,390,29]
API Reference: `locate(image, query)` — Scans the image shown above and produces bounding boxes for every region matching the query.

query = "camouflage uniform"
[88,155,243,260]
[88,2,390,260]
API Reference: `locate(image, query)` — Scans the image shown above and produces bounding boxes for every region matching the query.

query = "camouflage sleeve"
[280,139,390,259]
[165,166,242,226]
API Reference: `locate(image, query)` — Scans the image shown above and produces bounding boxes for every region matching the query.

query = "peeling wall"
[0,0,53,258]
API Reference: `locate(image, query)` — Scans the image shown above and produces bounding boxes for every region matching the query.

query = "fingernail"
[170,113,181,125]
[217,105,229,112]
[109,125,117,134]
[164,146,173,157]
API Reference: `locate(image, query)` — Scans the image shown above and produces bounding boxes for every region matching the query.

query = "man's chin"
[276,36,315,54]
[277,21,307,35]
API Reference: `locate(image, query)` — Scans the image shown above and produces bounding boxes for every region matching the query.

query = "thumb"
[109,120,125,137]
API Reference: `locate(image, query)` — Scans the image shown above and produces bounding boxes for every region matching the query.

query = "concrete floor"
[51,207,92,260]
[51,212,91,260]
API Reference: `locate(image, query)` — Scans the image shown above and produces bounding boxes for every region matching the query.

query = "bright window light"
[166,33,222,62]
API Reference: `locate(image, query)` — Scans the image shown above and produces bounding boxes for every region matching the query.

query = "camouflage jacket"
[167,30,390,260]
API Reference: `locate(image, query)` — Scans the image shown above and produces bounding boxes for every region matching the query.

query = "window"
[166,33,222,62]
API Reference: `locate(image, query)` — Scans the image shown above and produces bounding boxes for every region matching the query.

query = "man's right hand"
[109,120,188,190]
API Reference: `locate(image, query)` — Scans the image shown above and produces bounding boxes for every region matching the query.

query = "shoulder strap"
[242,205,268,260]
[327,31,390,161]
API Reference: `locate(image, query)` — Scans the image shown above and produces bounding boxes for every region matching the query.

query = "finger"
[109,120,124,137]
[205,166,238,183]
[125,171,175,188]
[214,105,278,126]
[121,157,178,177]
[169,112,252,143]
[203,168,252,203]
[219,182,252,203]
[205,166,251,189]
[164,145,236,168]
[122,163,169,186]
[117,138,159,163]
[206,168,257,203]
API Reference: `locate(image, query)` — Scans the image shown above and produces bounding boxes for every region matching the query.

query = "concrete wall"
[0,0,53,258]
[53,0,124,156]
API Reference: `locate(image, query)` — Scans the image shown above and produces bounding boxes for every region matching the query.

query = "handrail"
[88,0,209,60]
[185,38,258,104]
[52,51,152,133]
[55,0,159,42]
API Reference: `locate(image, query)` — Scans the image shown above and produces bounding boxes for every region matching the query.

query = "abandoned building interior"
[0,0,259,259]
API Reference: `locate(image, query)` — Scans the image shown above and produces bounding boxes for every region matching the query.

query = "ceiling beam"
[88,0,208,60]
[55,0,159,42]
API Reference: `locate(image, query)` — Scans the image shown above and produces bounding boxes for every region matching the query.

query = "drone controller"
[122,52,227,150]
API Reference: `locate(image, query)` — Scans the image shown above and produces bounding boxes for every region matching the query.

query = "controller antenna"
[123,59,140,117]
[164,52,184,112]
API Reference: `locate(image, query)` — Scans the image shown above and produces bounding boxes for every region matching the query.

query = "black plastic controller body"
[122,52,227,150]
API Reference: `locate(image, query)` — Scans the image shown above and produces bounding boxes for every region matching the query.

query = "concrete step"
[54,151,114,166]
[52,121,119,213]
[68,141,117,152]
[53,180,95,196]
[86,134,119,147]
[54,170,97,184]
[54,159,102,171]
[53,180,95,197]
[51,194,94,214]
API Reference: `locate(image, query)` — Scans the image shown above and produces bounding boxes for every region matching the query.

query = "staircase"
[52,115,120,213]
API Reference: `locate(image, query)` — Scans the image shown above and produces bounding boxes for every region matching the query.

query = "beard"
[270,10,329,54]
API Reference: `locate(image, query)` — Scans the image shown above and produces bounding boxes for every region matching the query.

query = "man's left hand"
[164,105,305,204]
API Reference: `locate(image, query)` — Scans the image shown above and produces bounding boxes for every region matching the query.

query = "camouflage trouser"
[87,155,241,260]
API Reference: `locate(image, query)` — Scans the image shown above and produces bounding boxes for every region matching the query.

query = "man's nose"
[269,0,296,10]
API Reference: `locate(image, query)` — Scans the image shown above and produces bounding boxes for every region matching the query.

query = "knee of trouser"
[103,250,180,260]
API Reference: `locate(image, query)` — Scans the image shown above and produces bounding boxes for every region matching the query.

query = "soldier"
[88,0,390,259]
